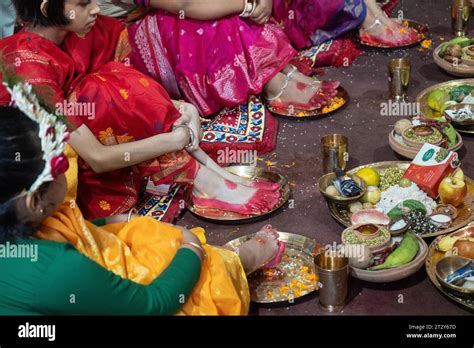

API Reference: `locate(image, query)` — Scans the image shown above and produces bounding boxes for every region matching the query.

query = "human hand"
[171,125,191,150]
[250,0,273,25]
[174,102,202,151]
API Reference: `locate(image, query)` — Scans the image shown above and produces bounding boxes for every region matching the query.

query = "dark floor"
[179,0,473,315]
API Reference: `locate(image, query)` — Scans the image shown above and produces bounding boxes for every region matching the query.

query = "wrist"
[180,243,205,262]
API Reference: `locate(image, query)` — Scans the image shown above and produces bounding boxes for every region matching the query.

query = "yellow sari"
[36,146,250,315]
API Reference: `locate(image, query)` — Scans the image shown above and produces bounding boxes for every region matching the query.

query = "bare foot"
[281,65,340,93]
[264,72,339,111]
[235,224,282,275]
[191,148,280,191]
[361,0,420,46]
[192,165,281,215]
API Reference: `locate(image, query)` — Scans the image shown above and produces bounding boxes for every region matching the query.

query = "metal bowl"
[435,256,474,298]
[318,172,367,204]
[388,218,410,236]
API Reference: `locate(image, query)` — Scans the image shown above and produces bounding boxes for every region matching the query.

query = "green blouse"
[0,239,201,315]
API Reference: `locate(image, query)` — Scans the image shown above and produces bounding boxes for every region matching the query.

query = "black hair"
[0,106,45,243]
[12,0,71,27]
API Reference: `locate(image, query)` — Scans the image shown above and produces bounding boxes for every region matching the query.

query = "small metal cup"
[315,252,349,313]
[452,0,472,36]
[321,134,348,174]
[388,58,411,101]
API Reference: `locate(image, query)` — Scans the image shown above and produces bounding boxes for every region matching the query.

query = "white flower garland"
[5,82,70,193]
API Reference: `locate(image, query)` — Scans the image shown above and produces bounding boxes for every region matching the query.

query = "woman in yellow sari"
[0,100,285,316]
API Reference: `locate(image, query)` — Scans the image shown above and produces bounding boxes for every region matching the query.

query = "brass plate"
[358,19,429,49]
[416,80,474,120]
[185,166,290,223]
[415,78,474,135]
[453,123,474,135]
[425,225,474,312]
[225,232,320,303]
[267,87,349,119]
[326,161,474,238]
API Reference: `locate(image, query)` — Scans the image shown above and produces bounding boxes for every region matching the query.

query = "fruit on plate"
[437,233,474,252]
[325,185,340,197]
[355,168,380,187]
[427,89,450,113]
[439,37,472,58]
[399,178,412,188]
[394,119,412,135]
[349,201,363,213]
[361,186,381,205]
[453,168,465,181]
[438,176,468,207]
[351,209,390,226]
[453,239,474,259]
[369,233,419,271]
[347,244,374,269]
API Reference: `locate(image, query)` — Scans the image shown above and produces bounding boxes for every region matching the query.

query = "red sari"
[0,16,197,219]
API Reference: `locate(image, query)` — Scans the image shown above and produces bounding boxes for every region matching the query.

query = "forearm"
[69,125,185,174]
[40,247,202,315]
[149,0,245,20]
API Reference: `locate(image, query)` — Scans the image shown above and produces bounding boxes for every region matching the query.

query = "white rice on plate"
[376,183,437,215]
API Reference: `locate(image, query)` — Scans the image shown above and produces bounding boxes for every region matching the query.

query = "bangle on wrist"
[248,0,257,17]
[181,241,206,260]
[174,124,193,148]
[127,208,137,223]
[240,0,255,17]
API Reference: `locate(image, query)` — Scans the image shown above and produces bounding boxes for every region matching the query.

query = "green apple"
[361,186,381,205]
[453,168,465,181]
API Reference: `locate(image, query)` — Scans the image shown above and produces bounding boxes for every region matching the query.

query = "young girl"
[0,0,282,220]
[0,91,285,315]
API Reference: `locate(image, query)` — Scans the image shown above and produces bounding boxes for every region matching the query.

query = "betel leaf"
[442,124,457,148]
[387,200,427,220]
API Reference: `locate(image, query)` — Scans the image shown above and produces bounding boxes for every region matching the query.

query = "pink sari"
[128,12,296,116]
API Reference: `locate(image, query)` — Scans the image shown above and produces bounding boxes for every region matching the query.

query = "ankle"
[264,74,284,97]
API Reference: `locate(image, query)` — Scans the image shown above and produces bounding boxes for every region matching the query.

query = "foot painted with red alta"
[360,22,420,47]
[193,187,281,215]
[237,224,286,275]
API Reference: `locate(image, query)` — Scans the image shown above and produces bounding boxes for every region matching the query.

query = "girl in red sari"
[0,0,281,220]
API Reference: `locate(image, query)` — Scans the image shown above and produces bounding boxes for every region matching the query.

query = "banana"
[448,36,472,47]
[369,233,419,271]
